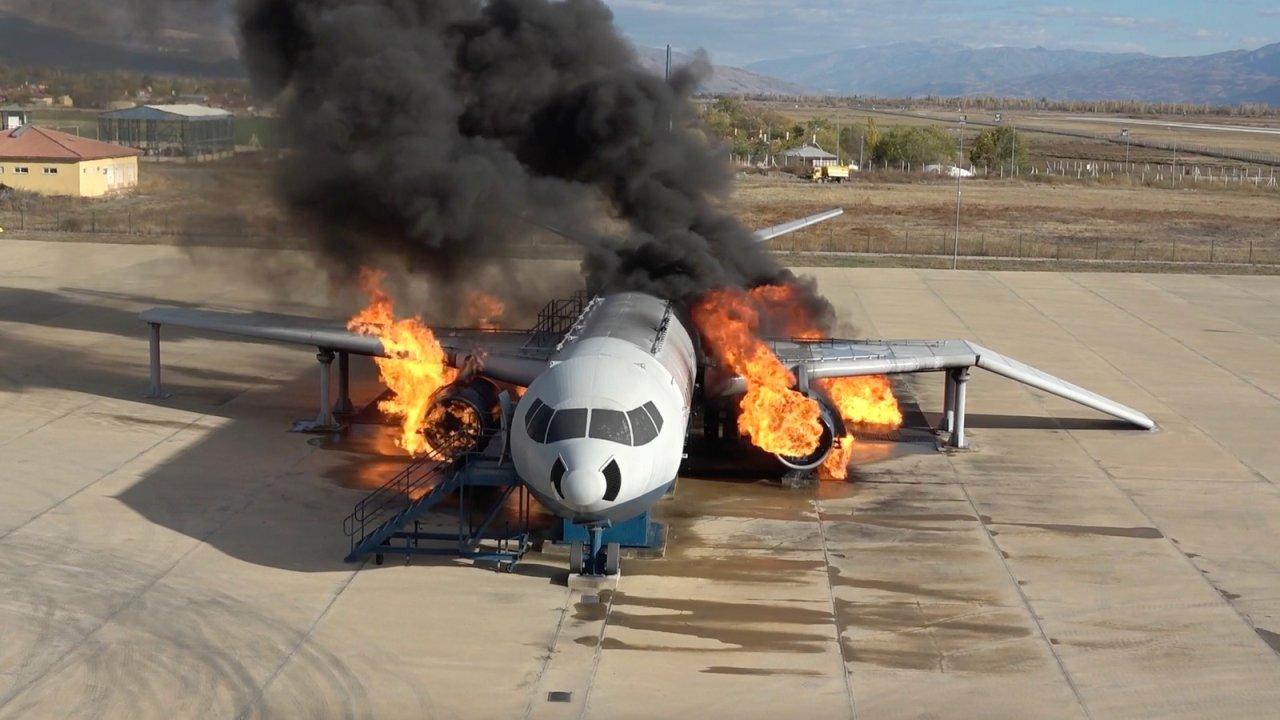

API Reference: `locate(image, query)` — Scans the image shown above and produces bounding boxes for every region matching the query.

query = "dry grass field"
[732,173,1280,267]
[2,145,1277,271]
[752,101,1280,170]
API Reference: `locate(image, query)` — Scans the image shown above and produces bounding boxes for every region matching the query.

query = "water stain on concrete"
[828,566,988,604]
[626,554,824,585]
[986,521,1163,539]
[836,600,1037,673]
[700,666,822,677]
[820,511,983,532]
[605,594,832,654]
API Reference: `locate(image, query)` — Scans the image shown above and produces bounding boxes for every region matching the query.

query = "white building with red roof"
[0,125,141,197]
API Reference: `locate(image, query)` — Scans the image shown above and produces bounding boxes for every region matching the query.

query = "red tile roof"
[0,125,141,162]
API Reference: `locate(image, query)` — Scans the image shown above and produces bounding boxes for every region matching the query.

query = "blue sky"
[604,0,1280,65]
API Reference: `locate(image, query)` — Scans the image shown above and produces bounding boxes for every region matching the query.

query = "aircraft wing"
[529,208,843,245]
[753,208,843,242]
[139,307,551,387]
[711,338,1155,430]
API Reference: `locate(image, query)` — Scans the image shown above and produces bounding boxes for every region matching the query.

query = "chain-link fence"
[0,205,294,244]
[770,227,1280,266]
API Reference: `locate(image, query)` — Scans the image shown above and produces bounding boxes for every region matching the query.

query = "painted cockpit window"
[589,409,631,445]
[524,398,554,443]
[628,402,663,445]
[527,401,664,446]
[546,408,589,443]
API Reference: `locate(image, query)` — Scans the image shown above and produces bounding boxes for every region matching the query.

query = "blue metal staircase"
[343,431,531,568]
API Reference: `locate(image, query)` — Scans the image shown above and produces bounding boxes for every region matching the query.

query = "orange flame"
[816,375,903,479]
[694,283,904,479]
[347,268,457,456]
[461,290,506,330]
[692,287,824,457]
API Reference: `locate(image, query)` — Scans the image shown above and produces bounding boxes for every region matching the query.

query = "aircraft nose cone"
[560,467,605,507]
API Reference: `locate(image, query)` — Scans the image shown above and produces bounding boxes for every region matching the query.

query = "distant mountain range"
[4,8,1279,105]
[746,41,1280,104]
[634,45,808,96]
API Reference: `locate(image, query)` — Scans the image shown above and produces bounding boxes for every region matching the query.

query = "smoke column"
[233,0,830,324]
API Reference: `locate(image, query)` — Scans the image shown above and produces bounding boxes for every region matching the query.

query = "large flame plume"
[692,288,825,457]
[347,269,457,456]
[693,283,904,479]
[815,375,904,479]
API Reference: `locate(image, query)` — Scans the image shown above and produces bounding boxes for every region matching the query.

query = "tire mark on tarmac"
[233,563,368,720]
[0,384,322,712]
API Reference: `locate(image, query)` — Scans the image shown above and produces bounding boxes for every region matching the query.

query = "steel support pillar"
[949,367,970,449]
[315,349,336,427]
[145,322,168,398]
[941,370,955,433]
[334,351,353,416]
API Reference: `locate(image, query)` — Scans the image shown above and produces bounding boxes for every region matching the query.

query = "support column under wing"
[755,338,1155,431]
[968,343,1155,430]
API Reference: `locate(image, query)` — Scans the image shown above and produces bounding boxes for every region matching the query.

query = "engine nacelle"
[422,378,501,458]
[773,393,846,472]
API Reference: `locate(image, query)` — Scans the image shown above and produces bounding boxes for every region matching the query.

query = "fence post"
[1210,238,1215,263]
[1018,234,1023,257]
[1133,239,1138,261]
[92,211,96,233]
[1055,238,1061,260]
[1249,241,1254,265]
[1095,239,1099,260]
[1172,239,1177,262]
[19,207,23,230]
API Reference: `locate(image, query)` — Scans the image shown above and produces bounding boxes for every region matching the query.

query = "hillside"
[636,46,810,96]
[1006,43,1280,105]
[747,43,1145,97]
[747,41,1280,104]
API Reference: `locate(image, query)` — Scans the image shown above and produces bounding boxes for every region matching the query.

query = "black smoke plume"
[233,0,829,322]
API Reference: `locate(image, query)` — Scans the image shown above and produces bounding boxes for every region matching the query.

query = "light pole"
[953,116,966,270]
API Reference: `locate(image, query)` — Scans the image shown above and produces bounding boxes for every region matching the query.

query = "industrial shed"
[778,143,839,171]
[97,104,234,161]
[0,125,140,197]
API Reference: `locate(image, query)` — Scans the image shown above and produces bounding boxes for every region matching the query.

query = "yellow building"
[0,125,141,197]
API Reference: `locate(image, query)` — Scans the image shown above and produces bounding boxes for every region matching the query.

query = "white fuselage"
[510,292,696,523]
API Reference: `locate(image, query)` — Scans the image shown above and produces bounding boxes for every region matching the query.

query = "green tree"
[870,126,954,167]
[864,117,880,155]
[968,126,1027,173]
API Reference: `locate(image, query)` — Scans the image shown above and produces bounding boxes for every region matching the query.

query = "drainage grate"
[547,691,573,703]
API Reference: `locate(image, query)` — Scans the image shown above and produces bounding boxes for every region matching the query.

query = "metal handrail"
[342,430,501,551]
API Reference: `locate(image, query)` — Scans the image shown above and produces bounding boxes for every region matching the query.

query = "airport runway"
[1057,116,1280,136]
[1,237,1279,719]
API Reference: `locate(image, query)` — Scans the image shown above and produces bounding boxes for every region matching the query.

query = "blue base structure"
[560,512,664,549]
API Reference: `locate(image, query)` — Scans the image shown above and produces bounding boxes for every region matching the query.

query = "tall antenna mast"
[665,44,673,132]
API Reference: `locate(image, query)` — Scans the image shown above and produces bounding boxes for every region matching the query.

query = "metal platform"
[342,429,532,570]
